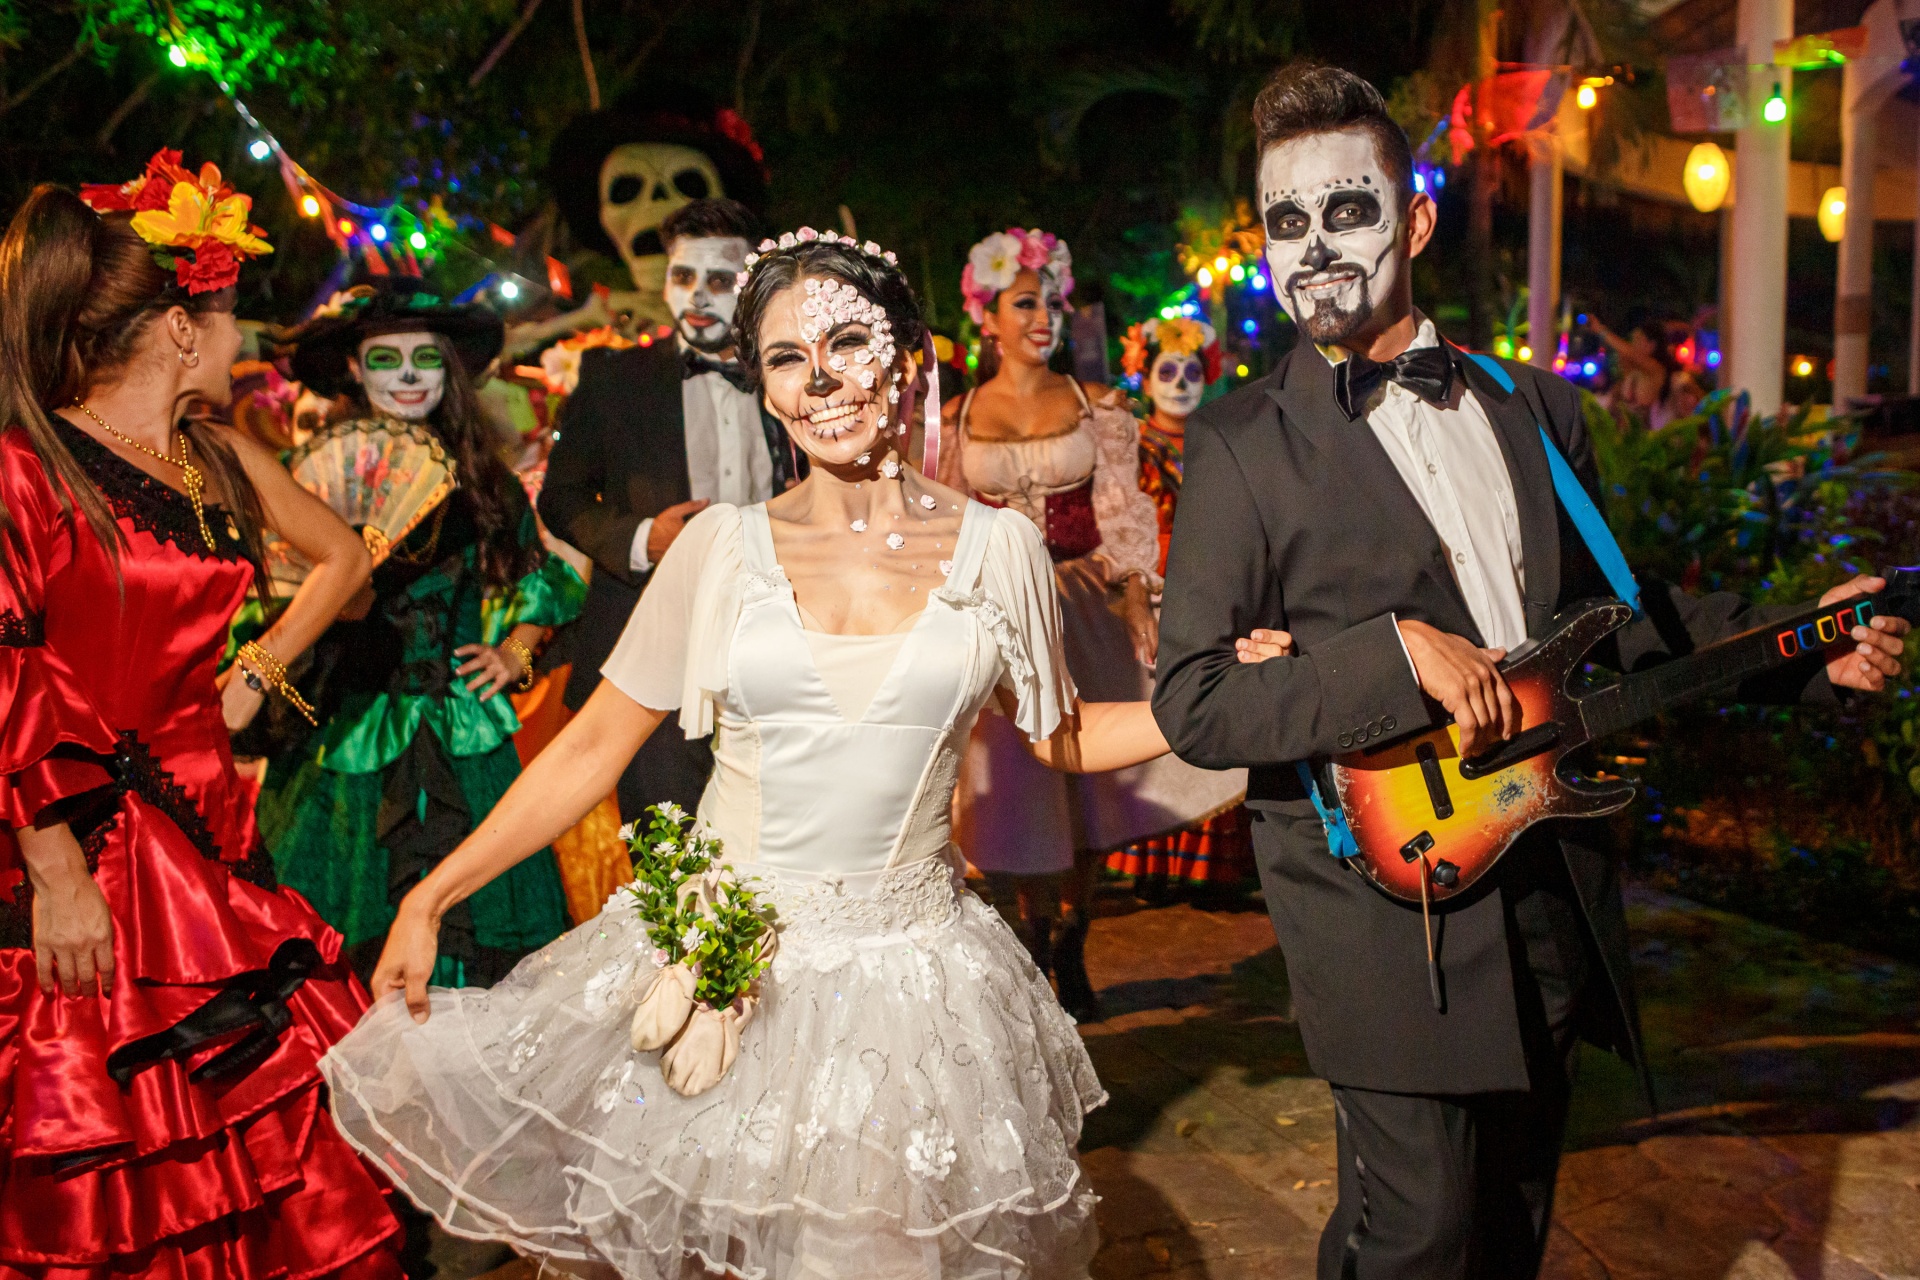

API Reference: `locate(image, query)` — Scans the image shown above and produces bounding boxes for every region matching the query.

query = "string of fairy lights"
[159,35,549,313]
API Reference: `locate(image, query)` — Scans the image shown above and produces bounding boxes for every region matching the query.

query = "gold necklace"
[71,401,215,550]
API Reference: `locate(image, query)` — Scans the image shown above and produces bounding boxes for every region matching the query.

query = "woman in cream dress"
[938,229,1243,1017]
[318,233,1290,1279]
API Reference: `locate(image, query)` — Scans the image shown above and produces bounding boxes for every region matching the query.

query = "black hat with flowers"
[280,278,505,398]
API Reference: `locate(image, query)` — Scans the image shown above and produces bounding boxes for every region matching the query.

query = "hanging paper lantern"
[1683,142,1730,213]
[1818,187,1847,242]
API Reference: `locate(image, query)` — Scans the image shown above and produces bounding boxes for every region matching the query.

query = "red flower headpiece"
[79,149,272,294]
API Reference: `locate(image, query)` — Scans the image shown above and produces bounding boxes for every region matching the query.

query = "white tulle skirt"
[320,854,1106,1279]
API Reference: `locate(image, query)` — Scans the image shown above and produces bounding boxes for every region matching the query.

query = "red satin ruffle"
[0,795,402,1278]
[0,642,116,831]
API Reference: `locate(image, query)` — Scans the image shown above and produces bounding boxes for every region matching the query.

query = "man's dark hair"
[1252,63,1414,209]
[660,197,759,252]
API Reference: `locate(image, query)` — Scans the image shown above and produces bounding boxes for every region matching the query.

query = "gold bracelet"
[498,636,536,692]
[237,641,318,725]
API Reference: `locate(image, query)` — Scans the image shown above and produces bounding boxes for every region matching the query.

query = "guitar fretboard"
[1578,584,1913,741]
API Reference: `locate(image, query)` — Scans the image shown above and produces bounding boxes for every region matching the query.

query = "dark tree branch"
[616,0,692,83]
[469,0,546,89]
[733,0,762,115]
[0,38,89,119]
[95,69,161,151]
[572,0,600,110]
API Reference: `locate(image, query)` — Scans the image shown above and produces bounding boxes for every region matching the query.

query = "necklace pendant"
[180,460,216,549]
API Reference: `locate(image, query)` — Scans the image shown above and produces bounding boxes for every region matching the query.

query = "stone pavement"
[442,883,1920,1280]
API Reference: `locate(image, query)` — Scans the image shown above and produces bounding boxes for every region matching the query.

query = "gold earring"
[179,349,201,368]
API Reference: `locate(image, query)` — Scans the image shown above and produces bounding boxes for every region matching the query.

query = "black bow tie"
[683,351,751,392]
[1333,345,1456,421]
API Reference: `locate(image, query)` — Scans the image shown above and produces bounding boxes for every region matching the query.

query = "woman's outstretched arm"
[1016,628,1295,774]
[1021,699,1168,774]
[373,681,668,1022]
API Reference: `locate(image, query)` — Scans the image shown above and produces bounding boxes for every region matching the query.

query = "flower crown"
[79,149,272,295]
[735,226,899,289]
[1121,318,1220,382]
[961,227,1073,325]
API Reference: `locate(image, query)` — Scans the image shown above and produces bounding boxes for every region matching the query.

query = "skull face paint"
[755,276,901,469]
[1149,353,1206,419]
[599,143,725,293]
[1258,129,1403,347]
[354,332,446,420]
[665,236,749,355]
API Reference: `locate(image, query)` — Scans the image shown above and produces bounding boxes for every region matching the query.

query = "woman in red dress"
[0,162,405,1275]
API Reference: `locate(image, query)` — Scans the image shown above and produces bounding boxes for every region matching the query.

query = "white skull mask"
[1259,129,1404,347]
[599,143,725,294]
[1149,351,1207,419]
[666,236,749,355]
[354,331,446,421]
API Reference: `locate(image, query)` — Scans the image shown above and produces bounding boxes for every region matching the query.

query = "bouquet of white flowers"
[620,804,776,1096]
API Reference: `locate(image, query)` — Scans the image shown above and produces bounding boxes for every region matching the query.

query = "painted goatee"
[1290,277,1374,345]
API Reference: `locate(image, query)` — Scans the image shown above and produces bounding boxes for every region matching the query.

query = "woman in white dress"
[319,231,1257,1279]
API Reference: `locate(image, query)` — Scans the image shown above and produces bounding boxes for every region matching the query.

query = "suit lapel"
[1454,348,1561,635]
[1267,341,1475,631]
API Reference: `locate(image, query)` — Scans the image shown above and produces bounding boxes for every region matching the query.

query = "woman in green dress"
[259,282,584,985]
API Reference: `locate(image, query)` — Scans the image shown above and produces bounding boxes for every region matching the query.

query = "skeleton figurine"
[529,86,769,351]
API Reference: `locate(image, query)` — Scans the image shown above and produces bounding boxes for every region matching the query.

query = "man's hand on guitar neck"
[1396,619,1522,758]
[1820,575,1910,693]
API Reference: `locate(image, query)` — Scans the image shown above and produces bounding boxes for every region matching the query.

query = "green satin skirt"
[258,731,568,987]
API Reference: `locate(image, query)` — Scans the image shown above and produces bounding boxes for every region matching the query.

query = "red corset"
[979,478,1103,563]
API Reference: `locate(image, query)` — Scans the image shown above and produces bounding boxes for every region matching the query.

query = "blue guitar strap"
[1296,762,1359,859]
[1297,352,1642,860]
[1462,351,1641,616]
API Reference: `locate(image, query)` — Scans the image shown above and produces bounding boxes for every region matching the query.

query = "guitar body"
[1329,600,1638,904]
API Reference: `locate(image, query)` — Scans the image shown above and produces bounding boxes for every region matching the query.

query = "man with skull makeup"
[1152,65,1909,1279]
[540,199,803,825]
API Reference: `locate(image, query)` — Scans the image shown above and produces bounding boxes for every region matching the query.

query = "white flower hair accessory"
[961,226,1074,324]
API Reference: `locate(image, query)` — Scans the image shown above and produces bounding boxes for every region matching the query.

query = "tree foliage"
[0,0,1459,326]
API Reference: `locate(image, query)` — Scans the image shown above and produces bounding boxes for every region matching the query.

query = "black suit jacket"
[1152,338,1829,1095]
[539,341,799,711]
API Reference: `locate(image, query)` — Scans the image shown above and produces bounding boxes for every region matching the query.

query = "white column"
[1527,132,1563,369]
[1912,121,1920,394]
[1720,206,1737,381]
[1729,0,1793,416]
[1833,63,1877,409]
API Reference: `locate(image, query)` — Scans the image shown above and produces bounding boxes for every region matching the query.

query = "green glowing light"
[168,45,189,67]
[408,231,428,251]
[1763,88,1787,123]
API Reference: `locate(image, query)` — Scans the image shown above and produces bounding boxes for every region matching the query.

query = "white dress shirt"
[1332,316,1529,653]
[629,349,775,573]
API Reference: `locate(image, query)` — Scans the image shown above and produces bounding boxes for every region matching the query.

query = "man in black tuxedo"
[1152,64,1908,1280]
[540,198,802,820]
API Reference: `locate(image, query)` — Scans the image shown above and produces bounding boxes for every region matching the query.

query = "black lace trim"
[106,732,224,863]
[0,731,282,950]
[52,418,248,562]
[0,608,44,647]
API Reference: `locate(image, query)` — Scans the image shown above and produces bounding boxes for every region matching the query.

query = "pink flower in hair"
[1015,228,1055,271]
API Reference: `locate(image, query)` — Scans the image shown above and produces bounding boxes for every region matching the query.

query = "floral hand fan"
[269,418,458,588]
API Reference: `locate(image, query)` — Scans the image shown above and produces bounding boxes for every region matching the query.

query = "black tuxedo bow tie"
[1333,345,1456,421]
[683,350,752,392]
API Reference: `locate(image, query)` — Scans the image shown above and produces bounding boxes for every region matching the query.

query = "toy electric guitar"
[1325,570,1920,909]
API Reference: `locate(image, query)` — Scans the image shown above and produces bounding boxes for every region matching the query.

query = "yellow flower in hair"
[1154,317,1208,359]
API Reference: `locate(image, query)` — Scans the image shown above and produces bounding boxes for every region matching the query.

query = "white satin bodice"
[696,503,1003,876]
